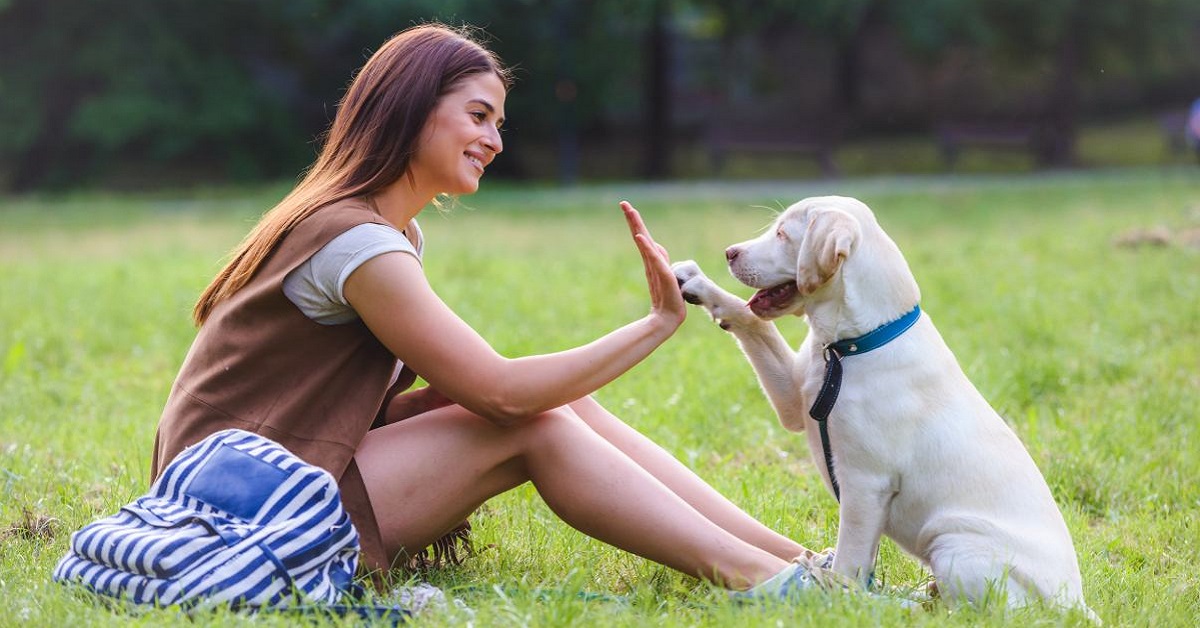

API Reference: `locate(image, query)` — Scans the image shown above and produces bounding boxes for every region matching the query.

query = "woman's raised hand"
[621,201,687,331]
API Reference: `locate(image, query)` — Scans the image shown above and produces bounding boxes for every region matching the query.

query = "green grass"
[2,168,1199,626]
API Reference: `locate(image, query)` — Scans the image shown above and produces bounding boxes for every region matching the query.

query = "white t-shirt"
[283,221,423,325]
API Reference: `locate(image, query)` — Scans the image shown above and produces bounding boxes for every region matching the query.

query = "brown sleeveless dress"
[151,198,424,577]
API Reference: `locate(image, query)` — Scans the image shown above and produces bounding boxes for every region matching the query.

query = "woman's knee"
[515,405,591,446]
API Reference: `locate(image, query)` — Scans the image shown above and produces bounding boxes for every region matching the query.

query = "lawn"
[1,168,1198,626]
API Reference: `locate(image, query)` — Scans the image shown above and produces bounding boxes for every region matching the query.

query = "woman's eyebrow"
[465,97,499,117]
[468,99,495,113]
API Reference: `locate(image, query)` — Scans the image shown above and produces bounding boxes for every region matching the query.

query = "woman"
[152,23,814,594]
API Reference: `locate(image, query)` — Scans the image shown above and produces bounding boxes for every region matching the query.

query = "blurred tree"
[432,0,657,181]
[809,0,883,125]
[640,0,672,178]
[910,0,1200,165]
[551,0,582,184]
[691,0,887,131]
[0,0,297,190]
[0,0,483,190]
[2,0,1197,189]
[691,0,801,107]
[692,0,1200,162]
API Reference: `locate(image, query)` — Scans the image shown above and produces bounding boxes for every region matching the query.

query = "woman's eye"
[471,111,487,122]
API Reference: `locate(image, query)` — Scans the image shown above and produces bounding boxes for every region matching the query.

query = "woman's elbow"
[471,394,536,427]
[446,363,543,426]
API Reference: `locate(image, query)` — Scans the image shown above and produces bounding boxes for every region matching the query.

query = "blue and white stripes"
[53,429,361,611]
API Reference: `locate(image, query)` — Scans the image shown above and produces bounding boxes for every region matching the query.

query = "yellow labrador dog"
[673,196,1092,615]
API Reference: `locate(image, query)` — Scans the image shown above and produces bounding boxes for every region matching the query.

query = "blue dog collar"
[827,304,922,358]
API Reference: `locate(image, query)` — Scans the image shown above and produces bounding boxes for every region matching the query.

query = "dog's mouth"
[748,282,798,316]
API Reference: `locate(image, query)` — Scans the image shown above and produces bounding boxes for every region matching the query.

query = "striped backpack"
[52,429,380,614]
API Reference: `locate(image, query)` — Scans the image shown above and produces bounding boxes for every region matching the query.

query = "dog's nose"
[725,246,740,263]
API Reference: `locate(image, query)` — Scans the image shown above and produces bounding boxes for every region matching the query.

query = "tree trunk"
[9,78,93,192]
[554,0,579,185]
[1037,3,1083,167]
[639,0,672,179]
[830,0,882,132]
[833,40,862,119]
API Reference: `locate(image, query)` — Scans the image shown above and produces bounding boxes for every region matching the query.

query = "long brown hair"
[193,24,510,325]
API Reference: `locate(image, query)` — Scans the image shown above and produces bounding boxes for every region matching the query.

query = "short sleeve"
[283,222,421,325]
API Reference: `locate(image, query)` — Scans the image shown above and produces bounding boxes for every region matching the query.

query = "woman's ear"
[795,208,860,295]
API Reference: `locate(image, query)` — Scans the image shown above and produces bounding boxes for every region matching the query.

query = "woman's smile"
[409,72,506,198]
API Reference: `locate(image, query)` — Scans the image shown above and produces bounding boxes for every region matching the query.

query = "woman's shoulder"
[284,197,392,253]
[326,222,413,254]
[315,197,423,254]
[306,197,390,232]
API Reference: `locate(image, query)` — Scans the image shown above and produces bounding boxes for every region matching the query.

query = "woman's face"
[410,72,506,197]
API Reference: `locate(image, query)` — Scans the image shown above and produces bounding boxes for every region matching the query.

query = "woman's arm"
[381,385,455,425]
[344,202,686,426]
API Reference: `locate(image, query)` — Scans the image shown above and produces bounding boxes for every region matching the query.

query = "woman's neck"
[371,177,432,227]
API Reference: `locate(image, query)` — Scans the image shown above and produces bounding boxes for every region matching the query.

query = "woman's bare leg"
[355,403,788,589]
[569,396,810,561]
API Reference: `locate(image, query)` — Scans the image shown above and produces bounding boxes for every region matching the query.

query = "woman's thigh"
[569,395,674,462]
[355,404,535,558]
[352,408,583,559]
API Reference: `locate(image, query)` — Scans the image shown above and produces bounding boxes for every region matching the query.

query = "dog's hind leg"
[927,543,1033,609]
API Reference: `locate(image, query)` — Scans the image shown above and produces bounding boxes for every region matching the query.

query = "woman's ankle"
[722,554,790,591]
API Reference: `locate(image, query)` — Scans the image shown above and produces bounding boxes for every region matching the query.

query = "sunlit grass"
[2,168,1198,626]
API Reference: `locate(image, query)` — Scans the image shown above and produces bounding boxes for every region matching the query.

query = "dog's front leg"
[831,478,893,587]
[728,322,811,431]
[672,261,809,430]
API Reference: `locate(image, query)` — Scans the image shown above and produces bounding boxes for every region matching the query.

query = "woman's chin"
[456,175,483,195]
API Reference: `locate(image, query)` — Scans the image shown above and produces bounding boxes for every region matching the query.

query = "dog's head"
[726,196,918,320]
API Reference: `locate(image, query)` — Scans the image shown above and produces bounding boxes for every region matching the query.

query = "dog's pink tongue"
[748,283,797,314]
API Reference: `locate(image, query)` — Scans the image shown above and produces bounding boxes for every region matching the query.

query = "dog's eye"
[776,228,787,241]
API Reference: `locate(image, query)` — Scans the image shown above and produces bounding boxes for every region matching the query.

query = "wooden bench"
[707,121,841,178]
[935,121,1041,168]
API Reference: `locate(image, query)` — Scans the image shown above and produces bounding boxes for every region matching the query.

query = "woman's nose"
[484,127,503,154]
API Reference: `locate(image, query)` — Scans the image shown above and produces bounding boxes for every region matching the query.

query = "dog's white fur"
[673,196,1091,615]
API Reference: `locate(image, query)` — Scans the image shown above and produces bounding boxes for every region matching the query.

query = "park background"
[2,0,1200,189]
[2,1,1199,627]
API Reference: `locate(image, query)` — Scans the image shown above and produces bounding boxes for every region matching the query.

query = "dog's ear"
[795,208,860,295]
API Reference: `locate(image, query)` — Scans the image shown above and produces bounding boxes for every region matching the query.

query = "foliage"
[0,0,1198,189]
[975,0,1200,71]
[0,0,470,189]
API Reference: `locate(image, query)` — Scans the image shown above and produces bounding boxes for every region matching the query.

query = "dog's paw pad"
[671,260,704,284]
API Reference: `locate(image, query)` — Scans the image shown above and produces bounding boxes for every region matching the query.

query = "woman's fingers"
[622,202,685,325]
[623,202,659,269]
[620,200,643,235]
[624,202,664,267]
[653,241,670,262]
[621,201,664,260]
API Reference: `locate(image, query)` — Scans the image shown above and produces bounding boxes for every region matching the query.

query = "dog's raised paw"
[671,260,704,285]
[671,260,709,305]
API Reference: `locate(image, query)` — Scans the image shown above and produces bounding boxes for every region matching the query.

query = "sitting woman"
[151,23,814,595]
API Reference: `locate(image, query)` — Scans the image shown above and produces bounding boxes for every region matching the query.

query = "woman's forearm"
[465,314,678,425]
